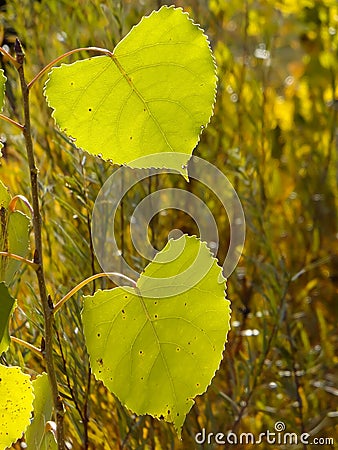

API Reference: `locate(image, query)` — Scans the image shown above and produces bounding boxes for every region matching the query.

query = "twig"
[15,38,65,450]
[80,161,96,450]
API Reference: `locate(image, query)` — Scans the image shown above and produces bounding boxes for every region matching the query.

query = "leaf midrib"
[111,54,175,152]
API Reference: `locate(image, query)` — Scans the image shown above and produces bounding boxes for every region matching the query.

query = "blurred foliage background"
[0,0,337,449]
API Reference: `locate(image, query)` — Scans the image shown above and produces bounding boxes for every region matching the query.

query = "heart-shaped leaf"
[0,180,30,285]
[82,235,230,434]
[25,373,54,450]
[0,282,16,354]
[44,6,217,175]
[0,364,34,449]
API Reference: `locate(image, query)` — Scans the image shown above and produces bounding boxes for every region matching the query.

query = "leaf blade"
[0,282,16,354]
[25,373,54,450]
[0,365,34,449]
[0,180,30,284]
[44,6,217,175]
[82,235,230,433]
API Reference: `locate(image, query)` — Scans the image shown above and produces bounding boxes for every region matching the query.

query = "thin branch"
[0,251,39,270]
[27,46,113,89]
[54,272,137,314]
[291,255,331,282]
[0,113,24,130]
[15,38,65,450]
[10,336,43,359]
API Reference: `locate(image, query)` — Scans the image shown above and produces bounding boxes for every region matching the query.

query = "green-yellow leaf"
[0,282,16,354]
[25,373,54,450]
[44,6,217,175]
[0,364,34,449]
[82,235,230,434]
[0,180,30,284]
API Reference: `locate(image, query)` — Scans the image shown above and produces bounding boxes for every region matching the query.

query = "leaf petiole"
[53,272,137,313]
[0,251,39,270]
[0,46,20,68]
[0,113,24,130]
[9,195,34,216]
[27,46,114,89]
[10,335,43,359]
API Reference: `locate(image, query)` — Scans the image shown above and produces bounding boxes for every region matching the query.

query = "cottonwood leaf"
[0,364,34,449]
[0,180,30,284]
[25,373,54,450]
[44,6,217,176]
[82,235,230,434]
[0,70,6,154]
[0,282,16,354]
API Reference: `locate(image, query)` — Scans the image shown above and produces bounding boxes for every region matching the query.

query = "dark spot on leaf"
[88,108,92,111]
[97,358,103,366]
[97,333,101,337]
[167,409,170,414]
[122,309,125,314]
[141,377,144,380]
[130,136,132,140]
[70,82,74,85]
[184,302,187,306]
[139,350,143,355]
[124,295,128,299]
[188,342,191,345]
[154,314,158,319]
[159,414,164,420]
[177,413,179,416]
[154,301,158,305]
[196,383,200,387]
[98,370,101,374]
[176,347,180,352]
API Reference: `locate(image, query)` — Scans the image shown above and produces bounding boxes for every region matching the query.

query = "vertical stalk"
[14,39,65,450]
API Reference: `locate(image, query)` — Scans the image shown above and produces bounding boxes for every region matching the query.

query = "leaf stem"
[27,46,113,89]
[0,251,39,270]
[54,272,137,314]
[15,38,65,450]
[9,194,34,215]
[0,113,24,130]
[10,335,43,359]
[0,46,20,67]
